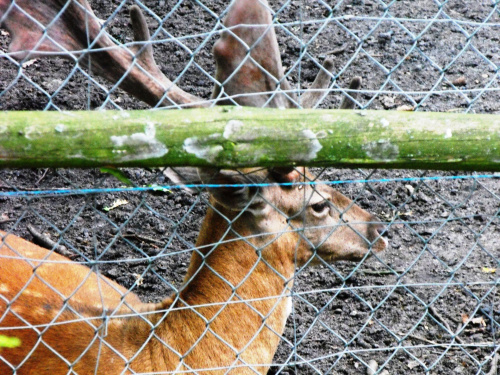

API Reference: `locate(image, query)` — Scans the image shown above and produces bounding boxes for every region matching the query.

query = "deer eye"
[311,200,330,214]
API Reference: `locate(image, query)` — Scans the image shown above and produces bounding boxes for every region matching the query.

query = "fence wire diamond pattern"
[0,0,499,374]
[1,168,498,374]
[0,0,499,112]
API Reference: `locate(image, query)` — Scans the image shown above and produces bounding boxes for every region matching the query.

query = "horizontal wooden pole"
[0,107,499,171]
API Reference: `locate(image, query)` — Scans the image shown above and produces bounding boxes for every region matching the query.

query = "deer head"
[194,167,386,268]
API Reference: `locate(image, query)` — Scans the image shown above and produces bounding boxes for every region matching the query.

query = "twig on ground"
[325,43,350,56]
[122,233,164,246]
[27,224,76,259]
[429,305,465,344]
[405,334,460,350]
[403,333,493,350]
[358,269,403,276]
[35,168,50,185]
[0,186,51,191]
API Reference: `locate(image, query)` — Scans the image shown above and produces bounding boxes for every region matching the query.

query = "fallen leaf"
[22,59,38,68]
[133,273,144,286]
[398,210,413,218]
[481,267,496,274]
[103,199,128,212]
[405,184,415,195]
[407,360,420,369]
[0,30,9,37]
[471,317,486,327]
[397,104,414,111]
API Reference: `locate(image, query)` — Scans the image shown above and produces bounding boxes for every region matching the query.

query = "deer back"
[0,230,147,373]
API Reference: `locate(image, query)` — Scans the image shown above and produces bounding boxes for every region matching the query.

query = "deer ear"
[269,167,303,184]
[197,168,263,210]
[339,77,362,110]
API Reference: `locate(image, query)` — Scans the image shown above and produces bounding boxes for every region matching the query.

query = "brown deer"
[0,0,385,373]
[0,169,387,374]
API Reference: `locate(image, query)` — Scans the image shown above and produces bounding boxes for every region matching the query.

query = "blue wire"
[1,174,497,197]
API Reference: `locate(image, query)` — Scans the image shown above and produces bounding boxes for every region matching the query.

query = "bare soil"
[1,1,499,374]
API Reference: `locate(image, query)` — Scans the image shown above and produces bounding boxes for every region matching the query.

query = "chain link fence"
[1,0,499,111]
[0,0,499,374]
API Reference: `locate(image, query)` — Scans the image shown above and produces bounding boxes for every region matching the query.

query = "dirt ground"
[1,1,499,374]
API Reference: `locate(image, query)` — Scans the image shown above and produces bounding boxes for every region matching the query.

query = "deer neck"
[146,204,297,373]
[184,202,297,294]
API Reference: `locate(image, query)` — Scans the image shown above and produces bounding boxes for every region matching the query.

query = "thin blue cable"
[1,174,498,197]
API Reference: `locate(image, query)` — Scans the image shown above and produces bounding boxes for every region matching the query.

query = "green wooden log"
[0,107,499,171]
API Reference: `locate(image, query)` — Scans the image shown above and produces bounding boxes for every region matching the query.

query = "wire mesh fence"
[0,168,499,374]
[0,0,499,374]
[0,0,499,111]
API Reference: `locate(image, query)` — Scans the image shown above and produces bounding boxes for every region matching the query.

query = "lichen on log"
[0,107,499,171]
